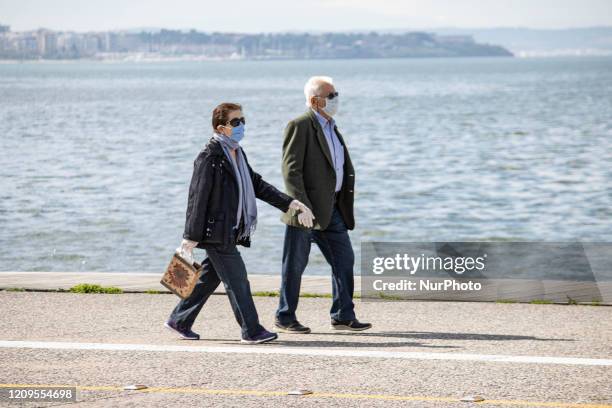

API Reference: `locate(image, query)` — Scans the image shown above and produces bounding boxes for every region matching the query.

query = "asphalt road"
[1,292,611,407]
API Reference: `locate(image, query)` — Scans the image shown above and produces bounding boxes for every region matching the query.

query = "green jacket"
[281,110,355,230]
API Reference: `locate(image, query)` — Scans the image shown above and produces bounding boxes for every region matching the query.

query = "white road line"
[1,340,610,367]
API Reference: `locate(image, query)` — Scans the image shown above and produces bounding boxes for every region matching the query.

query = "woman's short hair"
[212,102,242,130]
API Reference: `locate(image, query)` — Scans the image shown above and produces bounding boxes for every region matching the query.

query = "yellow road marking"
[1,384,610,407]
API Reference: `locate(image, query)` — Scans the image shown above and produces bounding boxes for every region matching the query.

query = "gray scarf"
[212,133,257,240]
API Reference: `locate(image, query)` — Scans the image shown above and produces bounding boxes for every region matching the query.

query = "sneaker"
[164,320,200,340]
[330,318,372,331]
[241,329,278,345]
[274,320,311,334]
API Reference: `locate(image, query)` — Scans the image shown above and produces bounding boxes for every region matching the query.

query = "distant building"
[19,35,38,55]
[36,30,46,54]
[102,32,118,52]
[37,29,58,56]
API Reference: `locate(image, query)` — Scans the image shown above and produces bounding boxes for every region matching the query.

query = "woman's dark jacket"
[183,137,294,248]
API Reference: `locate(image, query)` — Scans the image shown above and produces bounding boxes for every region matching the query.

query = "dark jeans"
[169,233,264,338]
[276,205,356,325]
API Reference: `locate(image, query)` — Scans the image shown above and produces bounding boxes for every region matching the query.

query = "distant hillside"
[224,32,513,59]
[430,27,612,57]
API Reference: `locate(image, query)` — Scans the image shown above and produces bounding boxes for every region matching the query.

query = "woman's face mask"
[229,123,245,143]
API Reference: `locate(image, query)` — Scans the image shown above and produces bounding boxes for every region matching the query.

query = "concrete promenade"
[0,272,611,407]
[0,271,340,295]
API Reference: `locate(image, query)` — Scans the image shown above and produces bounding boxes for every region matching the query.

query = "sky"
[1,0,611,32]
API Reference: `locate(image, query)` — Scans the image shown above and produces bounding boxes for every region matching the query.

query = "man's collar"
[311,108,335,127]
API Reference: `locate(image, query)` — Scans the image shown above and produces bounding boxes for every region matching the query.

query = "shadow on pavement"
[271,339,459,348]
[311,331,575,342]
[215,339,459,348]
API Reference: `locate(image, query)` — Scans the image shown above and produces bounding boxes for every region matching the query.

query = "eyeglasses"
[227,117,246,127]
[318,91,339,100]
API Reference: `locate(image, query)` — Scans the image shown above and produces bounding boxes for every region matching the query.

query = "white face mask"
[321,95,339,117]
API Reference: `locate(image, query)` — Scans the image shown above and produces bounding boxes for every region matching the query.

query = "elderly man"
[275,76,371,333]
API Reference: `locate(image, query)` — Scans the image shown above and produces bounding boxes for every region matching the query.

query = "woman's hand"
[289,200,315,228]
[176,239,198,265]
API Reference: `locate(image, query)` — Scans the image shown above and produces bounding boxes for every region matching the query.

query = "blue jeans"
[169,232,264,338]
[276,205,356,325]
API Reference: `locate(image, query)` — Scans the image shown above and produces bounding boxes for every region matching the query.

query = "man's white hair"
[304,76,333,107]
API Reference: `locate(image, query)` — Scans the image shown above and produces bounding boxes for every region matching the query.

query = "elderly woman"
[165,102,313,344]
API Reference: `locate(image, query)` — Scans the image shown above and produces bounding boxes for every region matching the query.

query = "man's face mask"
[320,91,339,117]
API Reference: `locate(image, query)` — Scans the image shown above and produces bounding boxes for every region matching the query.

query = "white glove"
[289,199,315,228]
[176,239,197,265]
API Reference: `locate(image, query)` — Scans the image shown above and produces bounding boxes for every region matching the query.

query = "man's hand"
[289,199,315,228]
[176,239,198,265]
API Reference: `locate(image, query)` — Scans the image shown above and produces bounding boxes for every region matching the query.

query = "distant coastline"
[4,54,612,64]
[0,25,512,60]
[0,54,518,63]
[4,25,612,60]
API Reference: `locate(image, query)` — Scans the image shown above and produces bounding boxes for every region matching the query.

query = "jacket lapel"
[307,109,335,170]
[333,126,354,176]
[211,138,240,184]
[220,156,237,181]
[334,125,347,150]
